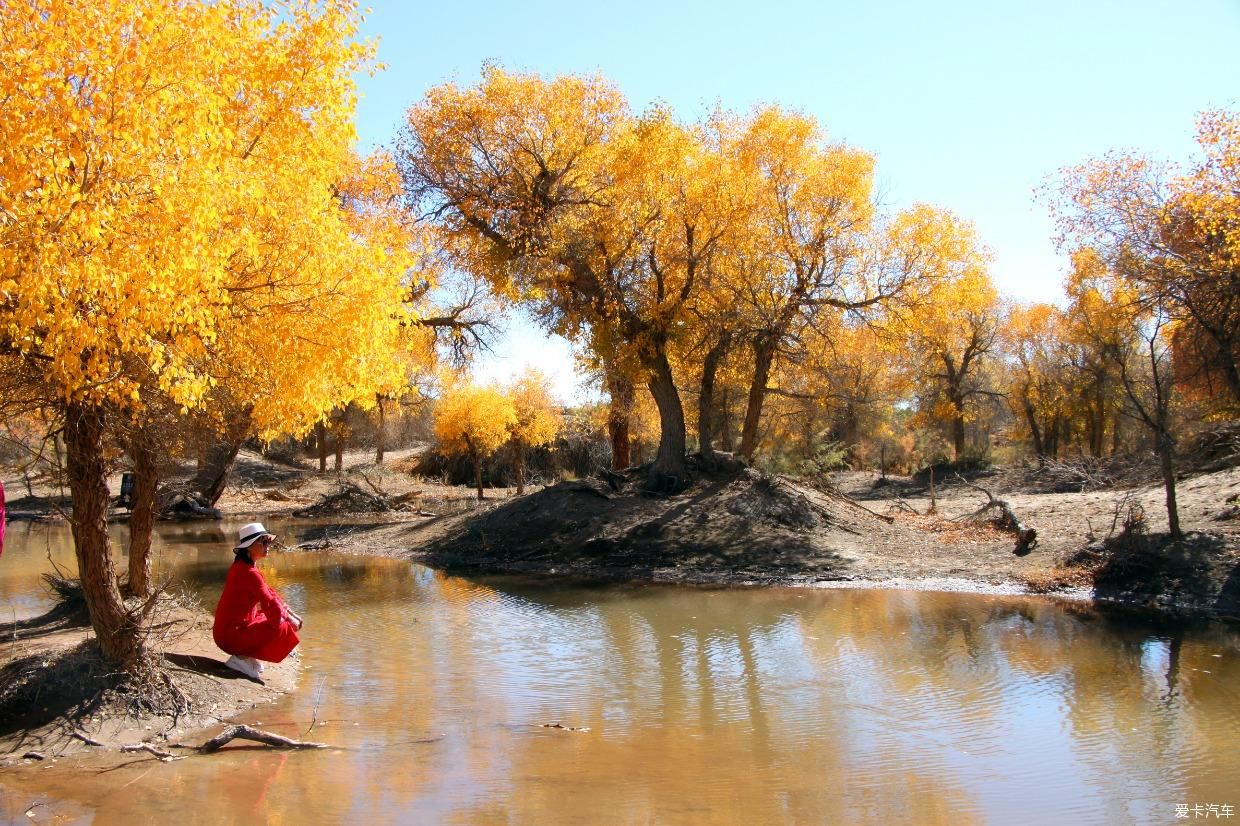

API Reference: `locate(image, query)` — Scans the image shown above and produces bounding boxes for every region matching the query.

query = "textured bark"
[199,725,326,753]
[1020,396,1045,459]
[738,335,776,461]
[1089,379,1107,458]
[950,388,966,460]
[65,402,140,667]
[127,430,159,599]
[1159,434,1181,538]
[1045,415,1062,459]
[333,430,344,473]
[718,387,735,453]
[1221,357,1240,406]
[696,332,732,469]
[644,348,689,492]
[605,368,634,470]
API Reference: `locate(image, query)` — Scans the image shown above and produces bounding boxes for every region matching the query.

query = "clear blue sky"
[351,0,1240,398]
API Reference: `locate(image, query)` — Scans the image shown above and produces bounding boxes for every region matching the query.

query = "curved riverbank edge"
[394,548,1238,621]
[320,464,1238,621]
[0,605,301,765]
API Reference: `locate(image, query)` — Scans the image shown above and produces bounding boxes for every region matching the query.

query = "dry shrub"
[891,511,1009,546]
[1019,565,1098,593]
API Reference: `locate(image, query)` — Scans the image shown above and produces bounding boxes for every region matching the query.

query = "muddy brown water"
[1,519,1238,825]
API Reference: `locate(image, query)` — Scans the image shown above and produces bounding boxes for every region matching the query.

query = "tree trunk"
[697,332,732,469]
[375,396,386,466]
[1046,415,1061,459]
[316,422,328,474]
[1221,355,1240,407]
[739,335,776,461]
[605,368,634,470]
[65,402,140,667]
[718,387,734,453]
[1158,432,1181,538]
[467,441,484,500]
[644,347,689,492]
[333,429,345,474]
[1021,396,1045,460]
[514,441,526,495]
[127,429,159,599]
[191,411,251,506]
[1090,381,1106,458]
[950,386,966,460]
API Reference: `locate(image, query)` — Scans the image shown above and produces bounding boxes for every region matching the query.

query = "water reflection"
[2,523,1238,824]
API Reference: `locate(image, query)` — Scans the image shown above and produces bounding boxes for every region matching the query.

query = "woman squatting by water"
[213,522,303,680]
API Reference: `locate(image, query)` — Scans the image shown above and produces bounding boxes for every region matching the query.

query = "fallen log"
[955,474,1038,555]
[199,725,328,754]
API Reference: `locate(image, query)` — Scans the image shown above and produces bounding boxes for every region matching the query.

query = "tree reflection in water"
[1,525,1237,824]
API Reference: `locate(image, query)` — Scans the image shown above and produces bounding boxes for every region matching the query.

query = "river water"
[1,519,1238,824]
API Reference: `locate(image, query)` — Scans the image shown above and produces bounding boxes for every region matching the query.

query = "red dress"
[213,559,300,662]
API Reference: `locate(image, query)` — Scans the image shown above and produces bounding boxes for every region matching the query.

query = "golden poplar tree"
[400,68,744,491]
[886,210,999,461]
[1052,109,1240,411]
[434,384,516,499]
[1000,304,1073,460]
[505,370,562,495]
[0,0,421,665]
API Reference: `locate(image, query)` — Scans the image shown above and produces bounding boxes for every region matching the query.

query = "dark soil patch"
[0,639,125,739]
[417,467,889,582]
[1,492,72,522]
[1,597,298,762]
[1061,531,1240,615]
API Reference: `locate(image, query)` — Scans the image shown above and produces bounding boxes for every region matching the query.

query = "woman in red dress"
[213,522,302,680]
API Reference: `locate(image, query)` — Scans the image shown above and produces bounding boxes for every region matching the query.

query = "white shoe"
[225,654,262,680]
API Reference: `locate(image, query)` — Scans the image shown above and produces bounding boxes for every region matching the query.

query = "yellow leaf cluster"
[1,0,424,438]
[433,383,515,458]
[505,369,562,450]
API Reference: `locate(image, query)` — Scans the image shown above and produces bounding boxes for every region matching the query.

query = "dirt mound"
[417,467,893,581]
[1056,531,1240,615]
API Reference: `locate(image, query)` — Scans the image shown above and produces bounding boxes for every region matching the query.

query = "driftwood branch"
[198,725,328,754]
[121,743,183,762]
[891,497,920,515]
[820,486,895,523]
[955,474,1038,554]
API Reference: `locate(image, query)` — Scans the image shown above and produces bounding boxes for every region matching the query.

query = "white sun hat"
[237,522,274,549]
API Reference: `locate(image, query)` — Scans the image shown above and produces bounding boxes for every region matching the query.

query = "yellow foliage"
[506,370,562,450]
[434,383,515,459]
[0,0,424,438]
